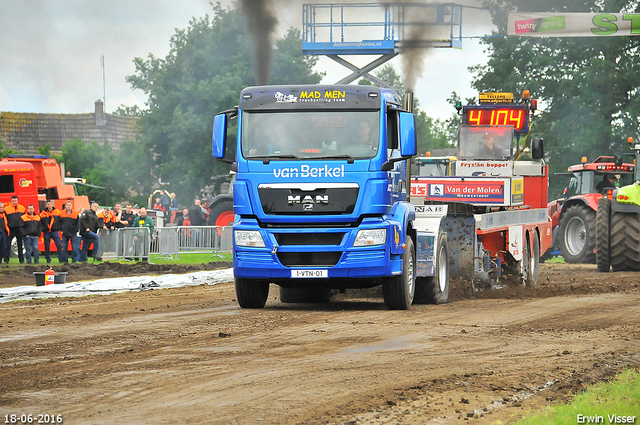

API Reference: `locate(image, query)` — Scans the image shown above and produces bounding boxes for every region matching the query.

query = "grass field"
[512,369,640,425]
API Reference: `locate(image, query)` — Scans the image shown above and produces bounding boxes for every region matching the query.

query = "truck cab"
[213,85,423,309]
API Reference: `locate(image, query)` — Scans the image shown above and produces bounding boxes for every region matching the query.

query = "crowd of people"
[0,195,217,264]
[0,196,157,264]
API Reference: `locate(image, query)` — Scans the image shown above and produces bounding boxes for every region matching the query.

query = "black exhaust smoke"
[239,0,278,85]
[385,1,438,92]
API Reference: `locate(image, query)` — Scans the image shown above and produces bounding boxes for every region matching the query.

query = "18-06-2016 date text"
[4,414,63,424]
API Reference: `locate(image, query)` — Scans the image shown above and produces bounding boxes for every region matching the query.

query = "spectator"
[20,204,41,264]
[79,202,101,262]
[152,197,165,212]
[60,201,80,264]
[159,189,171,212]
[189,199,205,226]
[0,204,9,265]
[98,207,116,232]
[98,207,116,257]
[112,203,127,229]
[40,200,64,264]
[132,207,155,261]
[121,203,136,228]
[117,203,137,259]
[169,193,179,211]
[5,196,26,263]
[175,209,190,226]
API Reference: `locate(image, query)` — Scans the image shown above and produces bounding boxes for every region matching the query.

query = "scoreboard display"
[463,106,529,133]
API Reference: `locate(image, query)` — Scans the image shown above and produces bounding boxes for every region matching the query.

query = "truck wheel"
[596,197,611,272]
[527,231,540,286]
[383,237,415,310]
[559,204,596,263]
[207,201,235,228]
[279,287,332,303]
[520,232,531,286]
[610,210,640,272]
[235,278,269,308]
[414,233,449,304]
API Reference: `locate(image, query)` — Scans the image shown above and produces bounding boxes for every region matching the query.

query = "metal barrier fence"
[116,227,152,261]
[155,226,232,260]
[94,226,232,261]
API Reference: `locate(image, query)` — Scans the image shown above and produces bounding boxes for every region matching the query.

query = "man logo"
[288,195,329,205]
[430,184,444,196]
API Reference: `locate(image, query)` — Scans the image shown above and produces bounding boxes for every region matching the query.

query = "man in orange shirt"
[5,196,26,263]
[20,204,42,264]
[40,200,64,264]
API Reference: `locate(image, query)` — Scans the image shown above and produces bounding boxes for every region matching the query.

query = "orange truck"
[0,155,91,255]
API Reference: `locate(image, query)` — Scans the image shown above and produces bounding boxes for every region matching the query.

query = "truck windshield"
[458,126,513,160]
[241,111,379,160]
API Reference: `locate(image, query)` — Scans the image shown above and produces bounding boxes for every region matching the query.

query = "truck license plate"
[291,269,328,278]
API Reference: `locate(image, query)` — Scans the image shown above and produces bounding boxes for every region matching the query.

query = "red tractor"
[547,156,634,263]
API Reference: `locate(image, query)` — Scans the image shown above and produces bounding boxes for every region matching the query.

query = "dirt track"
[1,263,639,425]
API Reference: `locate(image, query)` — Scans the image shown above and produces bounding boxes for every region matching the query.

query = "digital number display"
[464,107,527,131]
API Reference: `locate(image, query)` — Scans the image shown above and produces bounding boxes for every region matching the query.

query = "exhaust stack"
[403,92,415,203]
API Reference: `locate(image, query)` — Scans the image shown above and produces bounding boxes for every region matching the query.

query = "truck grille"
[277,252,342,267]
[258,186,358,215]
[274,233,345,246]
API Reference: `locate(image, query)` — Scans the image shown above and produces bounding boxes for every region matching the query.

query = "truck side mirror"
[531,137,544,159]
[398,112,417,157]
[212,114,228,159]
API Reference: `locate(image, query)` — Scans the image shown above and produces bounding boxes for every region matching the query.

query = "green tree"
[37,143,51,157]
[57,139,153,206]
[0,140,20,157]
[126,4,324,201]
[114,105,146,117]
[473,0,640,197]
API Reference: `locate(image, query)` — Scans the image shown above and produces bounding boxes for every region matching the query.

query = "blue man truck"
[212,85,453,309]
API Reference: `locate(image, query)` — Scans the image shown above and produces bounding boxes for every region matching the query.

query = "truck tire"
[610,210,640,272]
[235,278,269,308]
[527,231,540,286]
[207,201,235,228]
[559,204,596,263]
[279,287,332,304]
[414,232,449,304]
[382,237,415,310]
[520,232,531,286]
[596,197,611,272]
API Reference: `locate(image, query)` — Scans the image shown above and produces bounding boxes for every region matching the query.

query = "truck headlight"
[234,230,265,247]
[353,229,387,247]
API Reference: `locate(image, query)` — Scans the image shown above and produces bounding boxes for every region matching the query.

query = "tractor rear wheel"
[596,197,611,272]
[610,210,640,272]
[559,204,596,263]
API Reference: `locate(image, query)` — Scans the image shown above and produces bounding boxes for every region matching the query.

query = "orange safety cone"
[45,267,55,285]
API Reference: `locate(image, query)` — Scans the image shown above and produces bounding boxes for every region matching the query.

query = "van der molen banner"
[508,13,640,37]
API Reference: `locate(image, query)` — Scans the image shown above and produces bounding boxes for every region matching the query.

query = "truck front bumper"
[232,218,403,281]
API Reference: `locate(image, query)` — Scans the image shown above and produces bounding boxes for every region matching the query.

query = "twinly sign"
[508,12,640,37]
[273,164,345,178]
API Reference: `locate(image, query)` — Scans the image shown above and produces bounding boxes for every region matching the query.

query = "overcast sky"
[0,0,494,121]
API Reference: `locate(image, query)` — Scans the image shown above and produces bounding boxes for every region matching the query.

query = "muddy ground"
[0,263,639,425]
